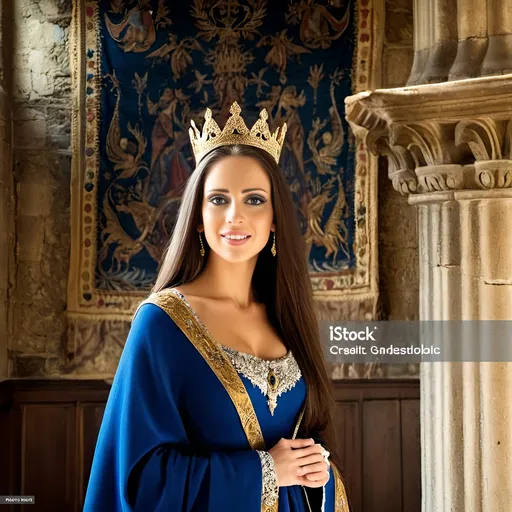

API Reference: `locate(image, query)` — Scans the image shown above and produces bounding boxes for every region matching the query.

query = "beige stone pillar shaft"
[459,199,482,510]
[449,0,488,80]
[481,0,512,75]
[416,199,464,511]
[420,0,458,83]
[412,190,512,512]
[409,0,434,85]
[416,192,512,511]
[460,194,512,510]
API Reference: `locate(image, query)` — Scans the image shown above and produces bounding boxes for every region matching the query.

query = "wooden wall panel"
[333,379,421,512]
[0,399,11,495]
[335,401,362,512]
[401,399,421,511]
[362,400,402,512]
[0,379,420,512]
[79,404,106,510]
[21,405,76,512]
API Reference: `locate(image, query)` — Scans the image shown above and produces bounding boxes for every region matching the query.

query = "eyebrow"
[206,188,269,193]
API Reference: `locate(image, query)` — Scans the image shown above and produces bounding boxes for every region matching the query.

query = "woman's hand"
[268,438,330,488]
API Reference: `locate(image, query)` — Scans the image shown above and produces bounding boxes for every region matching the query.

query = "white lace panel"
[221,345,302,415]
[256,450,279,507]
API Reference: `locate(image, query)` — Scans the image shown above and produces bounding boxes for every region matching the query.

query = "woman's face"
[200,155,275,264]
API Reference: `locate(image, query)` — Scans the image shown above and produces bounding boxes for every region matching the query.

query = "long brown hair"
[153,144,340,462]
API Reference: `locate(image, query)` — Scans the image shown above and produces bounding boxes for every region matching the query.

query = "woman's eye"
[246,196,266,205]
[209,196,227,205]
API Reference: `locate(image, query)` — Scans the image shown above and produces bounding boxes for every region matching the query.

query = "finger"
[292,444,324,459]
[299,476,328,488]
[295,453,324,466]
[305,470,329,482]
[287,438,315,449]
[297,461,329,476]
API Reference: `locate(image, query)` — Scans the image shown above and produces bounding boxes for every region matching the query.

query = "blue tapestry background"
[96,0,356,292]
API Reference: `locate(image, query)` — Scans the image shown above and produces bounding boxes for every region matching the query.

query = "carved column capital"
[345,75,512,202]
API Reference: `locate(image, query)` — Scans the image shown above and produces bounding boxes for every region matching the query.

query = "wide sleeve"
[83,303,265,512]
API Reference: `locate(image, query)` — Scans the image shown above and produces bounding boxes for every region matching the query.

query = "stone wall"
[0,89,13,379]
[378,0,419,321]
[4,0,418,378]
[7,0,72,377]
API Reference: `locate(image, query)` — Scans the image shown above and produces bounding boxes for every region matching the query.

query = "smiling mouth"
[221,234,251,246]
[221,234,251,240]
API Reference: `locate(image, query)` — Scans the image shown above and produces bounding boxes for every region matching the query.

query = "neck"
[192,252,258,309]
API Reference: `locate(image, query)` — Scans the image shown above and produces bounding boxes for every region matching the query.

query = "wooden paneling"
[332,379,421,512]
[21,405,76,511]
[335,401,362,512]
[0,395,11,495]
[79,404,106,511]
[401,399,421,511]
[0,379,420,512]
[362,400,402,511]
[0,380,110,512]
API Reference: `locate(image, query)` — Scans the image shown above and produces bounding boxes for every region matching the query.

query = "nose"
[226,201,244,224]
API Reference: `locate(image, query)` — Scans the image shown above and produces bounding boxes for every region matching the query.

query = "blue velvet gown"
[83,289,349,511]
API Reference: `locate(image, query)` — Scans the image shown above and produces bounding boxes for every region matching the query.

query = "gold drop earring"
[199,232,205,257]
[271,232,276,257]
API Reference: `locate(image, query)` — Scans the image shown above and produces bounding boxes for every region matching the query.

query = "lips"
[221,232,251,246]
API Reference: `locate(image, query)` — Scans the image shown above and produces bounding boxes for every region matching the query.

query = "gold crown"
[189,102,287,165]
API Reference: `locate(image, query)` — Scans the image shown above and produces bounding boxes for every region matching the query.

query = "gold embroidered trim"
[332,463,350,512]
[138,289,266,451]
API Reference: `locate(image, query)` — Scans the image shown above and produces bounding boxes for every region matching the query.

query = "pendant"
[267,370,279,415]
[267,369,278,392]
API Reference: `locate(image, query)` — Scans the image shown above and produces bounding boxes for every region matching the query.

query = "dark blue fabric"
[83,303,335,511]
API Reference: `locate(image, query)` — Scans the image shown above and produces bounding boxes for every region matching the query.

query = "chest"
[191,303,287,359]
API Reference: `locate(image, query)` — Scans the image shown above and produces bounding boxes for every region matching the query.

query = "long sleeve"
[83,303,264,512]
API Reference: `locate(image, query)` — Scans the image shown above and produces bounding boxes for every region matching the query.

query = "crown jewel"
[189,102,287,165]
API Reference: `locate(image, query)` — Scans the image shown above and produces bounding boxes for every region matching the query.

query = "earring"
[271,232,276,257]
[199,232,205,257]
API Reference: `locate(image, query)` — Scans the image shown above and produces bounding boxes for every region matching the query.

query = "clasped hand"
[268,438,330,488]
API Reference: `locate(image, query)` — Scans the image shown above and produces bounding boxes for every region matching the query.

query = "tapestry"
[67,0,381,375]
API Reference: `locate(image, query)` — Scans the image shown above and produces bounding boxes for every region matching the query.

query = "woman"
[84,103,350,511]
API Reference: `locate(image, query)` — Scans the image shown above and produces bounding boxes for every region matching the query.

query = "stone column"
[449,0,488,80]
[481,0,512,76]
[345,75,512,511]
[408,0,433,85]
[409,0,512,82]
[420,0,458,83]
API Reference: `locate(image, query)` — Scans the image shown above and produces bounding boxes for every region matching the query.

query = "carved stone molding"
[416,164,464,192]
[345,75,512,199]
[366,129,418,194]
[390,122,447,167]
[475,160,512,189]
[390,168,418,195]
[455,117,509,161]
